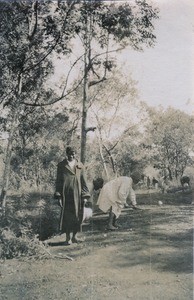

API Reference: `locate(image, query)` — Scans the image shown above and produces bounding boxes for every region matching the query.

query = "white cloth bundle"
[83,207,93,221]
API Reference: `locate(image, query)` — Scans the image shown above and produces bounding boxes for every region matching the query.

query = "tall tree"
[144,107,194,179]
[88,69,138,178]
[62,0,159,163]
[0,0,77,207]
[0,0,159,207]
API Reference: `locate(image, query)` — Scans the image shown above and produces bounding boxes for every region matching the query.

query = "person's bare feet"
[107,224,118,231]
[64,240,71,246]
[72,237,83,243]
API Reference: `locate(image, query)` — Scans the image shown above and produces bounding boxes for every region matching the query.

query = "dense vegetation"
[0,1,193,259]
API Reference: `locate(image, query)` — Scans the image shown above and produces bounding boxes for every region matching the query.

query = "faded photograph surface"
[0,0,193,299]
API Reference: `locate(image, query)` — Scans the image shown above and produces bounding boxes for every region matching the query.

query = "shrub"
[0,228,46,259]
[0,191,61,259]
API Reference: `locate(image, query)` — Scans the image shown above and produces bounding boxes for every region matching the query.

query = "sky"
[120,0,194,115]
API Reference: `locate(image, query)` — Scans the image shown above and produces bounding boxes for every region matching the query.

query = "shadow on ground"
[45,200,193,275]
[5,190,193,275]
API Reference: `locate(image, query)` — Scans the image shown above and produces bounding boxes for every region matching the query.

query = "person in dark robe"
[55,146,90,245]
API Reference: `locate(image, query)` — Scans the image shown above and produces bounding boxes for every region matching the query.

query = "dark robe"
[55,159,90,233]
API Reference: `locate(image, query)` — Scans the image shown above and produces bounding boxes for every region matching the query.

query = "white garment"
[97,176,136,218]
[68,159,76,171]
[83,207,93,221]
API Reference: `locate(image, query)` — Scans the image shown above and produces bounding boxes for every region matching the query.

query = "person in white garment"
[97,176,139,230]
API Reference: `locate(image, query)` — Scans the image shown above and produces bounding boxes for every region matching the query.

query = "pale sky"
[120,0,194,114]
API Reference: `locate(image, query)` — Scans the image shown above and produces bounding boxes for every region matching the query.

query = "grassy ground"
[0,189,193,299]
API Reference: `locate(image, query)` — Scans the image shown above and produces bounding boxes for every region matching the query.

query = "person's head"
[121,169,131,177]
[93,177,104,191]
[66,146,76,161]
[130,171,142,185]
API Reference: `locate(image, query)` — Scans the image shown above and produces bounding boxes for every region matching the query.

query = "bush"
[0,191,61,259]
[0,228,46,259]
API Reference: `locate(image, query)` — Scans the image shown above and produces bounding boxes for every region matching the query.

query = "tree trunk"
[80,13,89,164]
[168,166,172,180]
[96,130,109,180]
[80,51,88,164]
[103,144,117,174]
[1,74,22,210]
[0,111,18,209]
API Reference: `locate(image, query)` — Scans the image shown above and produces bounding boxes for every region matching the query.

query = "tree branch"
[85,126,96,133]
[88,77,107,87]
[24,1,77,73]
[102,143,116,174]
[28,1,38,41]
[90,46,125,65]
[61,53,84,97]
[21,75,85,106]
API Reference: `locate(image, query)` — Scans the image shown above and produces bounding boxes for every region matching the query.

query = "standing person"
[97,176,139,230]
[55,146,90,245]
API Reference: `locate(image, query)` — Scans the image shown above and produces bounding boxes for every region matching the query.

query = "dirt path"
[0,203,193,300]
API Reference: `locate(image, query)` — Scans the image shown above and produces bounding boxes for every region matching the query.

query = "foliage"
[83,69,140,178]
[0,0,159,205]
[65,0,159,162]
[9,107,72,189]
[0,0,81,206]
[0,191,61,259]
[89,69,138,135]
[0,228,44,259]
[144,107,194,179]
[113,133,147,180]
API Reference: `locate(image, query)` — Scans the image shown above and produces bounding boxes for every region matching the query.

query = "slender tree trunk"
[103,144,117,174]
[80,11,89,164]
[80,55,88,164]
[96,130,109,180]
[168,166,172,180]
[1,73,22,210]
[0,110,18,209]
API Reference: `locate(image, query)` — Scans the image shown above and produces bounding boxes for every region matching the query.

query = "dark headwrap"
[93,177,104,191]
[66,146,75,155]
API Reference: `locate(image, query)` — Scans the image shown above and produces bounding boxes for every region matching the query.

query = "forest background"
[0,0,193,258]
